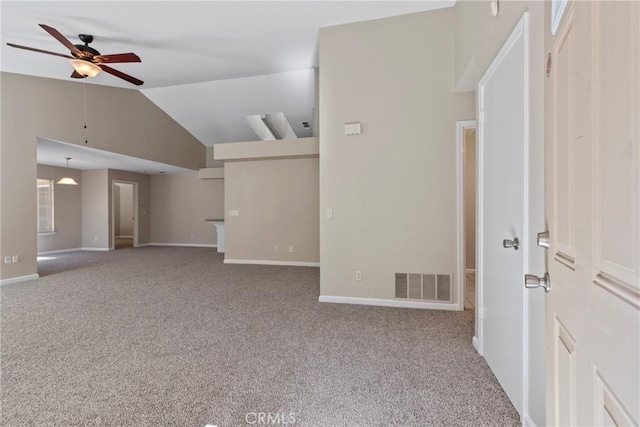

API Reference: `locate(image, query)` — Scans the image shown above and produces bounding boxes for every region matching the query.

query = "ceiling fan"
[7,24,143,86]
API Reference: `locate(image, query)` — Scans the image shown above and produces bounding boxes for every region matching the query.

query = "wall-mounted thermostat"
[345,122,361,136]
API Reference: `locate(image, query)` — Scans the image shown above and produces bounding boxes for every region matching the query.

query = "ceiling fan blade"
[94,53,141,63]
[39,24,81,55]
[6,43,74,59]
[99,64,143,86]
[71,70,84,78]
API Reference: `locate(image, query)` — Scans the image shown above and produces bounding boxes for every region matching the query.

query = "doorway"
[112,181,138,250]
[457,120,477,312]
[464,128,476,310]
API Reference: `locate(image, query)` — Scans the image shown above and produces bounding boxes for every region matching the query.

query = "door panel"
[552,7,576,268]
[554,316,576,426]
[594,0,640,295]
[478,14,527,416]
[545,1,640,425]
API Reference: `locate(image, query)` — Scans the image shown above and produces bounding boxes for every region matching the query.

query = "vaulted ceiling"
[2,1,455,145]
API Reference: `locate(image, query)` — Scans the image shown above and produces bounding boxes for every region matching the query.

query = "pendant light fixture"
[57,157,79,185]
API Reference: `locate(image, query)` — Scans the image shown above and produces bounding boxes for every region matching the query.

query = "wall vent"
[395,273,452,303]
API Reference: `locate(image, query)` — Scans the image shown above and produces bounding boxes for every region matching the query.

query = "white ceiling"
[141,69,314,145]
[37,137,194,174]
[1,1,455,89]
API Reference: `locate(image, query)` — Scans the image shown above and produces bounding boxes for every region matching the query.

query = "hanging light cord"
[84,76,88,144]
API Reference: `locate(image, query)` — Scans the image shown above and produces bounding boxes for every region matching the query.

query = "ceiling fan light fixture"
[70,59,101,77]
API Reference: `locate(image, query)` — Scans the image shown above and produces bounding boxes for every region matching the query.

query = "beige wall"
[464,129,476,270]
[149,172,224,246]
[454,1,546,423]
[214,137,319,161]
[319,8,474,301]
[206,146,224,168]
[0,72,204,280]
[114,183,134,237]
[114,185,121,236]
[81,169,109,249]
[36,164,82,253]
[224,158,319,263]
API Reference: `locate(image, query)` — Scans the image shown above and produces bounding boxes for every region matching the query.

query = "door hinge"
[479,307,486,320]
[479,110,486,124]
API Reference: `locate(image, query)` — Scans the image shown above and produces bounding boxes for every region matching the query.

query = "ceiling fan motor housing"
[74,35,100,60]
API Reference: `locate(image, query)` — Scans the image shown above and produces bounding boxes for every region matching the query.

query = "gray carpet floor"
[1,247,519,426]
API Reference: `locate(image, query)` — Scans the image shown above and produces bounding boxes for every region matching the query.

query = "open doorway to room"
[112,181,138,250]
[463,127,476,310]
[457,120,477,312]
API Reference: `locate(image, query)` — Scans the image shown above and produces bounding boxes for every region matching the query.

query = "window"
[37,179,54,233]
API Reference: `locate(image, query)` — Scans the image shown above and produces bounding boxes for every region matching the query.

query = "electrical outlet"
[190,233,195,240]
[4,256,12,265]
[229,210,240,217]
[355,270,363,281]
[274,245,279,252]
[11,255,19,263]
[94,236,98,242]
[289,246,294,253]
[326,208,333,218]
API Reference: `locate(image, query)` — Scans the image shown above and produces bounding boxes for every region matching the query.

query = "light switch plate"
[229,210,240,217]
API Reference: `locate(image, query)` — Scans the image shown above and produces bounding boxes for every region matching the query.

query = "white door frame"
[475,12,531,419]
[111,180,139,249]
[456,119,477,312]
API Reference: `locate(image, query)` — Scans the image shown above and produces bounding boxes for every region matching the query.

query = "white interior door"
[477,14,528,416]
[545,1,639,425]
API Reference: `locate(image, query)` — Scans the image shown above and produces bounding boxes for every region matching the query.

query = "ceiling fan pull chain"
[84,77,88,144]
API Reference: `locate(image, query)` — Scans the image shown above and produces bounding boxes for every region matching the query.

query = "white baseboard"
[523,414,537,427]
[38,248,82,255]
[224,259,320,267]
[136,243,150,248]
[148,243,217,248]
[318,295,459,310]
[116,235,133,239]
[472,336,482,355]
[465,268,476,274]
[81,247,111,252]
[0,274,40,286]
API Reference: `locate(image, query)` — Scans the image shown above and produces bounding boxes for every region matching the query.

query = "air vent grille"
[395,272,452,303]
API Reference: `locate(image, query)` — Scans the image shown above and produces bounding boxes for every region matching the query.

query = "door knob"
[503,237,520,250]
[537,231,550,249]
[524,273,551,293]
